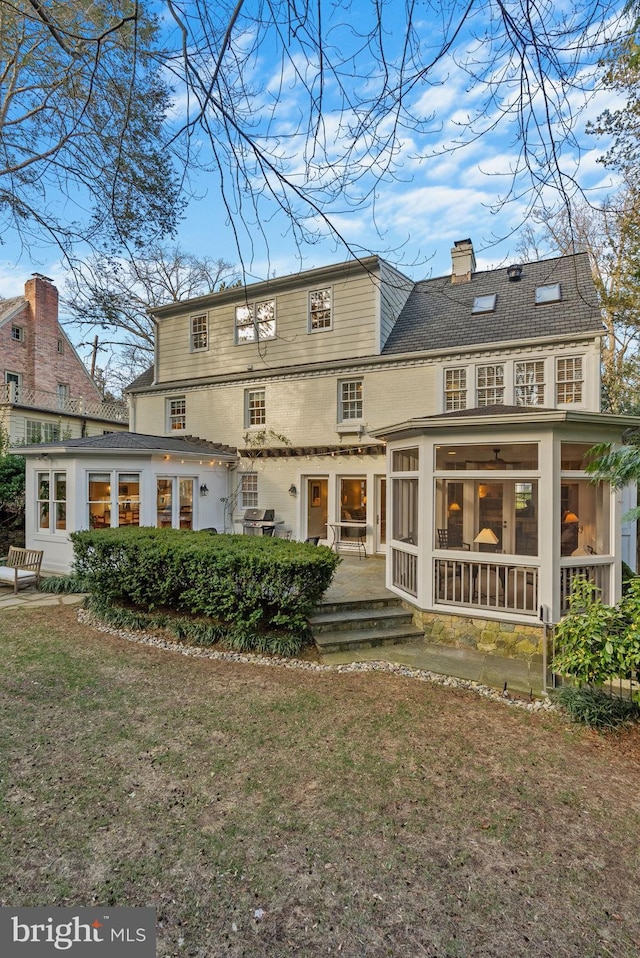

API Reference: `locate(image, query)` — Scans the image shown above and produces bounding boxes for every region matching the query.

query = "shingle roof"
[126,366,154,391]
[382,252,602,355]
[16,432,237,458]
[0,295,26,328]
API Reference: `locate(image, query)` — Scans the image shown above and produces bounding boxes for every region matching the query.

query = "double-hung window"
[241,473,258,508]
[235,300,276,343]
[476,364,504,406]
[339,379,363,421]
[168,396,186,431]
[515,361,545,406]
[246,388,266,427]
[309,288,332,331]
[190,314,208,351]
[445,368,467,411]
[556,357,583,403]
[37,471,67,532]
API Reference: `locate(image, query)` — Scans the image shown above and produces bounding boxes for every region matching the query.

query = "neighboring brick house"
[0,275,128,443]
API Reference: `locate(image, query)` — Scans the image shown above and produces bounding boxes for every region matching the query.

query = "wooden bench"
[0,547,44,594]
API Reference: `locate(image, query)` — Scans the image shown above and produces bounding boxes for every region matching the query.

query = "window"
[57,338,64,354]
[56,384,69,409]
[339,379,363,421]
[245,388,266,427]
[556,357,583,403]
[241,473,258,508]
[26,421,60,443]
[11,325,24,342]
[309,287,332,330]
[515,361,545,406]
[235,300,276,343]
[4,371,22,400]
[471,293,497,314]
[190,314,208,351]
[476,364,504,406]
[118,474,140,527]
[37,470,67,532]
[88,473,111,529]
[168,397,186,431]
[392,448,419,471]
[445,368,466,411]
[535,283,561,304]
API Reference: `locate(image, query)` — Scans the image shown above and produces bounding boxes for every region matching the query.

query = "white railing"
[0,383,128,423]
[559,558,612,614]
[434,555,539,615]
[392,547,418,596]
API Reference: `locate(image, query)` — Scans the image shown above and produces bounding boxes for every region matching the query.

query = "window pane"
[515,361,545,405]
[241,473,258,508]
[561,481,609,556]
[89,473,111,529]
[392,448,419,472]
[392,478,418,545]
[340,380,362,420]
[180,478,193,529]
[118,474,140,527]
[37,472,50,530]
[561,443,596,470]
[435,444,538,470]
[445,367,466,410]
[310,287,332,329]
[157,478,173,527]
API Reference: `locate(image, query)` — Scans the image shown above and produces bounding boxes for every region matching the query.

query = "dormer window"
[471,294,496,314]
[535,283,561,305]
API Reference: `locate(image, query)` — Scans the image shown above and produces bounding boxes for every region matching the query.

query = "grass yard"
[1,606,640,957]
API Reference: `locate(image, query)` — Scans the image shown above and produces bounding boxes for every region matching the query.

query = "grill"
[242,508,281,535]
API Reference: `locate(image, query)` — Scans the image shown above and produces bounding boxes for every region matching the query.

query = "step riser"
[311,614,414,634]
[316,598,401,613]
[315,632,423,654]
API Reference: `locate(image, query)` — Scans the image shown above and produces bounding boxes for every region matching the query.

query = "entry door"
[307,478,328,540]
[375,476,387,553]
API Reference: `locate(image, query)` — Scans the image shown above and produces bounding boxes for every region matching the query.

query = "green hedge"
[70,527,340,647]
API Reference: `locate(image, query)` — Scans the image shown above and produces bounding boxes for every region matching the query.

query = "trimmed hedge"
[70,527,340,647]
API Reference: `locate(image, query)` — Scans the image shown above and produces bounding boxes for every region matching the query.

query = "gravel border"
[78,608,556,714]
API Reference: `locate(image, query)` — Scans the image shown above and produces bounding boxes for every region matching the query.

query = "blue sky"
[0,0,628,304]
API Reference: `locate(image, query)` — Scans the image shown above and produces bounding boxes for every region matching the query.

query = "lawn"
[1,606,640,958]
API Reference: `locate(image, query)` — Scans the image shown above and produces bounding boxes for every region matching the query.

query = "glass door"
[306,478,328,540]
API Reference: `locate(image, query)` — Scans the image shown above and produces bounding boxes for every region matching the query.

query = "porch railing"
[559,558,612,614]
[434,555,539,614]
[391,547,418,597]
[0,383,128,423]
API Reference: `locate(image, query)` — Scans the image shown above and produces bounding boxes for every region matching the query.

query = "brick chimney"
[24,274,60,393]
[451,238,476,284]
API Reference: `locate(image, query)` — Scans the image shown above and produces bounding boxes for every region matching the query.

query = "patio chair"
[305,536,320,545]
[437,529,449,548]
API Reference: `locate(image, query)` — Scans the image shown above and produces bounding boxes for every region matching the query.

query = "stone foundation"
[408,606,544,662]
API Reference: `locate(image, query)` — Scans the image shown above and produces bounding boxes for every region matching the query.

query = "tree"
[63,245,239,392]
[515,184,640,414]
[0,1,631,268]
[0,1,182,256]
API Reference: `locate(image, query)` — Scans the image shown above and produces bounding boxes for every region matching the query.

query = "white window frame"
[476,364,504,406]
[241,473,259,508]
[309,287,332,332]
[36,470,66,533]
[235,300,276,344]
[190,313,208,352]
[57,338,64,354]
[338,378,363,422]
[444,367,467,411]
[556,356,583,404]
[515,361,545,406]
[26,420,60,443]
[245,388,266,428]
[167,396,186,431]
[11,325,24,342]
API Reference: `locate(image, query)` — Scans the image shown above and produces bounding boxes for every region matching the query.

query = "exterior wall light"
[199,483,209,497]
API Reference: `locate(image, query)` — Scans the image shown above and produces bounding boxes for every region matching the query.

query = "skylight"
[471,293,497,314]
[535,283,561,304]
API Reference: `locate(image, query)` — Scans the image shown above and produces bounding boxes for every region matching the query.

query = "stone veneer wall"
[408,606,544,662]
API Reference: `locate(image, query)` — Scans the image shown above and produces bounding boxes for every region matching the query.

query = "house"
[0,275,128,443]
[16,240,640,651]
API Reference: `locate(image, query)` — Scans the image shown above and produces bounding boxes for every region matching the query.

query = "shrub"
[552,577,630,685]
[71,527,340,654]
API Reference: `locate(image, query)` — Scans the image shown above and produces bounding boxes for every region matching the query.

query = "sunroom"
[373,408,638,630]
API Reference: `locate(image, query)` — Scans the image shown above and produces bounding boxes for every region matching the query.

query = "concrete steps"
[310,598,424,654]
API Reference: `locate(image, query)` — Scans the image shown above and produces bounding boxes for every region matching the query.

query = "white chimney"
[451,238,476,284]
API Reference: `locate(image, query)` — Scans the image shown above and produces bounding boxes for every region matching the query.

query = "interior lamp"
[563,511,579,523]
[474,527,499,545]
[448,502,462,513]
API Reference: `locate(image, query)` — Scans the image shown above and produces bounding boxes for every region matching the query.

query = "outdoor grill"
[241,508,280,535]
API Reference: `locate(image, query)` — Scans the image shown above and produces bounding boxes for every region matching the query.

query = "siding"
[156,270,380,383]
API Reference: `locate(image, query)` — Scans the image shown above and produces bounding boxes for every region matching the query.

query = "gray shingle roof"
[16,432,237,458]
[126,366,154,391]
[383,252,602,355]
[0,295,26,328]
